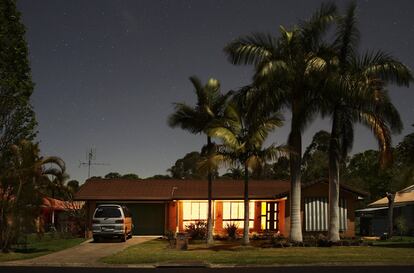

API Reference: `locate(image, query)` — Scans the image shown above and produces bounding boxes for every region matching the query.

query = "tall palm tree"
[224,3,337,242]
[168,76,230,244]
[205,90,286,245]
[323,2,413,242]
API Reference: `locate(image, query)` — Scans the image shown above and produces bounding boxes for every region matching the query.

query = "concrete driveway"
[3,236,157,267]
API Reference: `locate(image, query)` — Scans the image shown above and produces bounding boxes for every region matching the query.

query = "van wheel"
[121,233,127,242]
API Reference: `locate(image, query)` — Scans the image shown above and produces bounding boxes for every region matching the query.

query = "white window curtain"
[182,201,209,223]
[304,197,347,232]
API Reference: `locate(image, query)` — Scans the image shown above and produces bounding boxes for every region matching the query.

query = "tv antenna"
[79,148,109,178]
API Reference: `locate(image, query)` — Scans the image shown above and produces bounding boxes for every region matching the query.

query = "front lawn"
[0,233,85,262]
[102,238,414,265]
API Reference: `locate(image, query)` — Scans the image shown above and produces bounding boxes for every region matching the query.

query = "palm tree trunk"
[206,136,214,245]
[328,111,341,242]
[386,192,395,239]
[243,162,249,245]
[288,125,303,243]
[2,176,24,253]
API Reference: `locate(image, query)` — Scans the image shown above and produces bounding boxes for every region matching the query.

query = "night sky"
[17,0,414,183]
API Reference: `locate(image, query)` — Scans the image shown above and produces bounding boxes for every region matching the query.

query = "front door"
[264,202,279,231]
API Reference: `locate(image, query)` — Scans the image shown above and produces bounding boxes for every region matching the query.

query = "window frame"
[222,201,255,229]
[182,200,210,224]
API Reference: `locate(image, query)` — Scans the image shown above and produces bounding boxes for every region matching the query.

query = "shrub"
[165,230,175,248]
[270,233,287,247]
[185,221,207,240]
[165,230,175,240]
[224,222,239,240]
[395,216,408,237]
[316,233,332,247]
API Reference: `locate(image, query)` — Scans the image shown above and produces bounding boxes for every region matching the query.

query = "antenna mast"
[79,148,109,178]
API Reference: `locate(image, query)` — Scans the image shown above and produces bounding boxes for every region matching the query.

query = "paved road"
[0,266,414,273]
[2,236,157,267]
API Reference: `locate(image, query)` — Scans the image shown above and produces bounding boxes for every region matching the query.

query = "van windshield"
[94,207,121,218]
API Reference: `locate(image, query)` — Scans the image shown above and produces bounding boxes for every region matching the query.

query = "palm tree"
[205,90,286,245]
[224,3,337,242]
[322,2,413,242]
[168,76,230,244]
[1,140,67,252]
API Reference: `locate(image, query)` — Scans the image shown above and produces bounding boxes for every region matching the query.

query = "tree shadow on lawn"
[189,243,239,252]
[372,242,414,248]
[13,248,48,253]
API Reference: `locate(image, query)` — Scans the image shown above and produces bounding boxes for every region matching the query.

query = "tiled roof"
[369,191,414,207]
[42,197,84,211]
[74,178,291,201]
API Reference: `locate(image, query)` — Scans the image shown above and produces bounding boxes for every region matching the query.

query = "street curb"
[2,262,414,269]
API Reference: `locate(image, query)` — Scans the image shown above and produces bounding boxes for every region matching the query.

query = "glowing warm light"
[222,201,254,228]
[182,201,209,223]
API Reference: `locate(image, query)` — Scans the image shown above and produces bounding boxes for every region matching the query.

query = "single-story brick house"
[75,178,366,238]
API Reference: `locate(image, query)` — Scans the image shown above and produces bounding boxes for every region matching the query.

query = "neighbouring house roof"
[74,178,366,201]
[399,184,414,193]
[368,191,414,208]
[42,197,84,211]
[356,207,389,213]
[75,178,291,201]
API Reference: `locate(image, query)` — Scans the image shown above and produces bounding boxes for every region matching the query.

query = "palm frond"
[207,127,240,150]
[168,103,205,133]
[300,1,337,51]
[261,144,290,162]
[224,33,277,65]
[356,51,413,87]
[334,0,359,67]
[40,156,66,172]
[189,76,208,106]
[305,56,328,75]
[248,114,284,147]
[255,60,290,83]
[359,112,393,168]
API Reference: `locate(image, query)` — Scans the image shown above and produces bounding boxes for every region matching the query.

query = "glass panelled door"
[261,202,279,231]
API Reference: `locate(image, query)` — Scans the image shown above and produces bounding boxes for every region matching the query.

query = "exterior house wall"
[302,183,357,238]
[253,201,261,231]
[167,201,177,232]
[278,199,286,235]
[214,201,224,234]
[283,184,358,238]
[284,199,290,237]
[86,200,97,238]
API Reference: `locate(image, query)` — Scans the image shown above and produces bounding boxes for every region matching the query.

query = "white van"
[92,204,133,242]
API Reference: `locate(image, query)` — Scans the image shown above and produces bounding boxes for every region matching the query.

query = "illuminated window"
[182,201,209,224]
[222,201,254,229]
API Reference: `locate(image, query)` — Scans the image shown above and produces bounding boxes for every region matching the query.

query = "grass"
[0,233,85,262]
[102,238,414,265]
[370,236,414,246]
